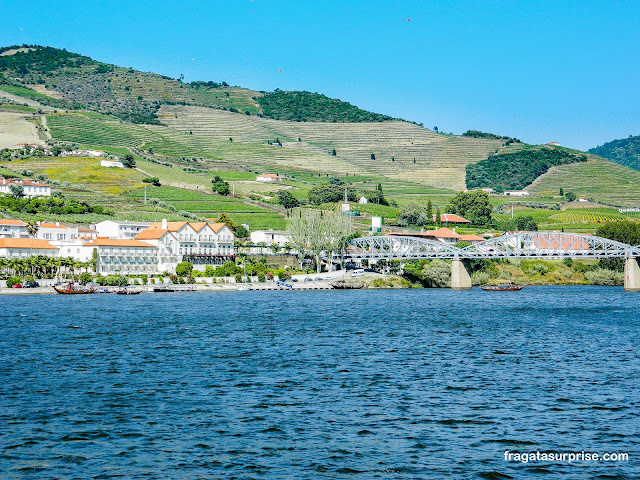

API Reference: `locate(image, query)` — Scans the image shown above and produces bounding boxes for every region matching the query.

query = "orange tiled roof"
[208,222,227,233]
[423,227,460,239]
[190,222,208,232]
[148,221,189,232]
[39,223,68,229]
[0,219,27,226]
[135,229,172,240]
[459,234,484,242]
[0,238,57,249]
[84,239,156,248]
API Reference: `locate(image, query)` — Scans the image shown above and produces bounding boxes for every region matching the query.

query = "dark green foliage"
[329,177,344,186]
[276,190,299,209]
[559,187,564,196]
[426,200,433,224]
[494,215,538,231]
[363,190,388,205]
[121,154,136,168]
[235,225,249,238]
[462,130,521,143]
[599,257,624,272]
[596,221,640,245]
[0,193,113,215]
[466,149,587,192]
[447,190,492,225]
[564,191,576,202]
[175,261,193,276]
[142,177,161,186]
[308,183,356,204]
[398,202,429,226]
[256,90,395,123]
[589,135,640,171]
[211,175,230,195]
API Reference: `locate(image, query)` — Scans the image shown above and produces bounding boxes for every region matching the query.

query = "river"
[1,287,638,479]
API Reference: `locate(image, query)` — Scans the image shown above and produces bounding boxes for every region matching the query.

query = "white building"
[100,159,124,168]
[504,190,530,197]
[94,220,153,239]
[0,177,51,197]
[36,222,79,241]
[134,228,181,273]
[250,230,290,247]
[140,220,235,269]
[0,219,28,238]
[358,196,368,204]
[256,174,282,183]
[83,239,158,275]
[0,238,58,259]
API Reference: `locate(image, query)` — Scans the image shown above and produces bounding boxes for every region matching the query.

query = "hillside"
[0,45,398,125]
[589,135,640,171]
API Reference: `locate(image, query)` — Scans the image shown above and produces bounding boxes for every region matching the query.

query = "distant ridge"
[589,135,640,171]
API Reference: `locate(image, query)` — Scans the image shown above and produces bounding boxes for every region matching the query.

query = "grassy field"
[6,157,147,194]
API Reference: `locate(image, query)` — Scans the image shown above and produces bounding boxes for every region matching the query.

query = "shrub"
[584,269,623,286]
[6,276,22,287]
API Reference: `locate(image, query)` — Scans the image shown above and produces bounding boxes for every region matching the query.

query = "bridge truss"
[348,232,640,260]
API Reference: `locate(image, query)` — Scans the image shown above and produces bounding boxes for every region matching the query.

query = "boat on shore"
[115,287,143,295]
[481,283,527,291]
[329,280,364,289]
[152,285,195,293]
[52,282,97,294]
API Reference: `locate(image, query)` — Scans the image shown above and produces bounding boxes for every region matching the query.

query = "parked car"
[291,278,299,282]
[303,278,313,282]
[25,281,40,288]
[11,283,23,288]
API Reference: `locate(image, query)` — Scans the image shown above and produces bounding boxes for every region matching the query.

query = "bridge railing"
[347,232,640,260]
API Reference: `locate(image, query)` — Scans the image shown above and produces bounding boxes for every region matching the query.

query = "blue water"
[0,287,638,479]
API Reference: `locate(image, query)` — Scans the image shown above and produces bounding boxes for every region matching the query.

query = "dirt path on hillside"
[0,112,43,149]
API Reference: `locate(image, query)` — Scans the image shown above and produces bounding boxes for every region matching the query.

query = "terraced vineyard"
[549,208,640,224]
[528,157,640,206]
[158,105,506,189]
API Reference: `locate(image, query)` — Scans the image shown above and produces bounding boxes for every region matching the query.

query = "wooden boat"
[329,280,364,289]
[52,282,96,294]
[481,283,527,291]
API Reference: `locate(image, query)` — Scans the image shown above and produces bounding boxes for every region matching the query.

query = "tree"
[377,183,383,193]
[435,207,442,225]
[287,209,351,273]
[331,148,336,156]
[211,175,230,195]
[433,126,438,133]
[559,187,564,196]
[370,153,375,160]
[9,184,24,198]
[175,262,193,277]
[426,200,433,224]
[515,216,538,231]
[596,221,640,245]
[277,190,300,209]
[216,213,238,233]
[122,154,136,168]
[565,191,576,202]
[398,202,428,226]
[235,225,249,238]
[142,177,160,186]
[308,183,355,204]
[447,190,492,225]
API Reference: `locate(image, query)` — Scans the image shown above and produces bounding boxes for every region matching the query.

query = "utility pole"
[144,185,147,205]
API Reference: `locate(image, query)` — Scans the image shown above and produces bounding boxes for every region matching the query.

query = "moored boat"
[115,287,143,295]
[481,283,527,291]
[329,280,364,289]
[52,282,97,294]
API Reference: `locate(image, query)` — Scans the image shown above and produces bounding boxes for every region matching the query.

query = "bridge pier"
[624,257,640,292]
[451,258,472,290]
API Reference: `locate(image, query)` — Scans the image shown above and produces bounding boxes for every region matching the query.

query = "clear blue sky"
[2,0,638,150]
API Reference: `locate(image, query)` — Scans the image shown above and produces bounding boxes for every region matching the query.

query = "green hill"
[589,135,640,171]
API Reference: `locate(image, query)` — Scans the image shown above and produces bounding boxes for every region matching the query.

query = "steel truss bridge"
[347,232,640,260]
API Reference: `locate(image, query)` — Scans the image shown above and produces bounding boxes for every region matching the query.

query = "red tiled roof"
[0,238,57,249]
[0,219,26,226]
